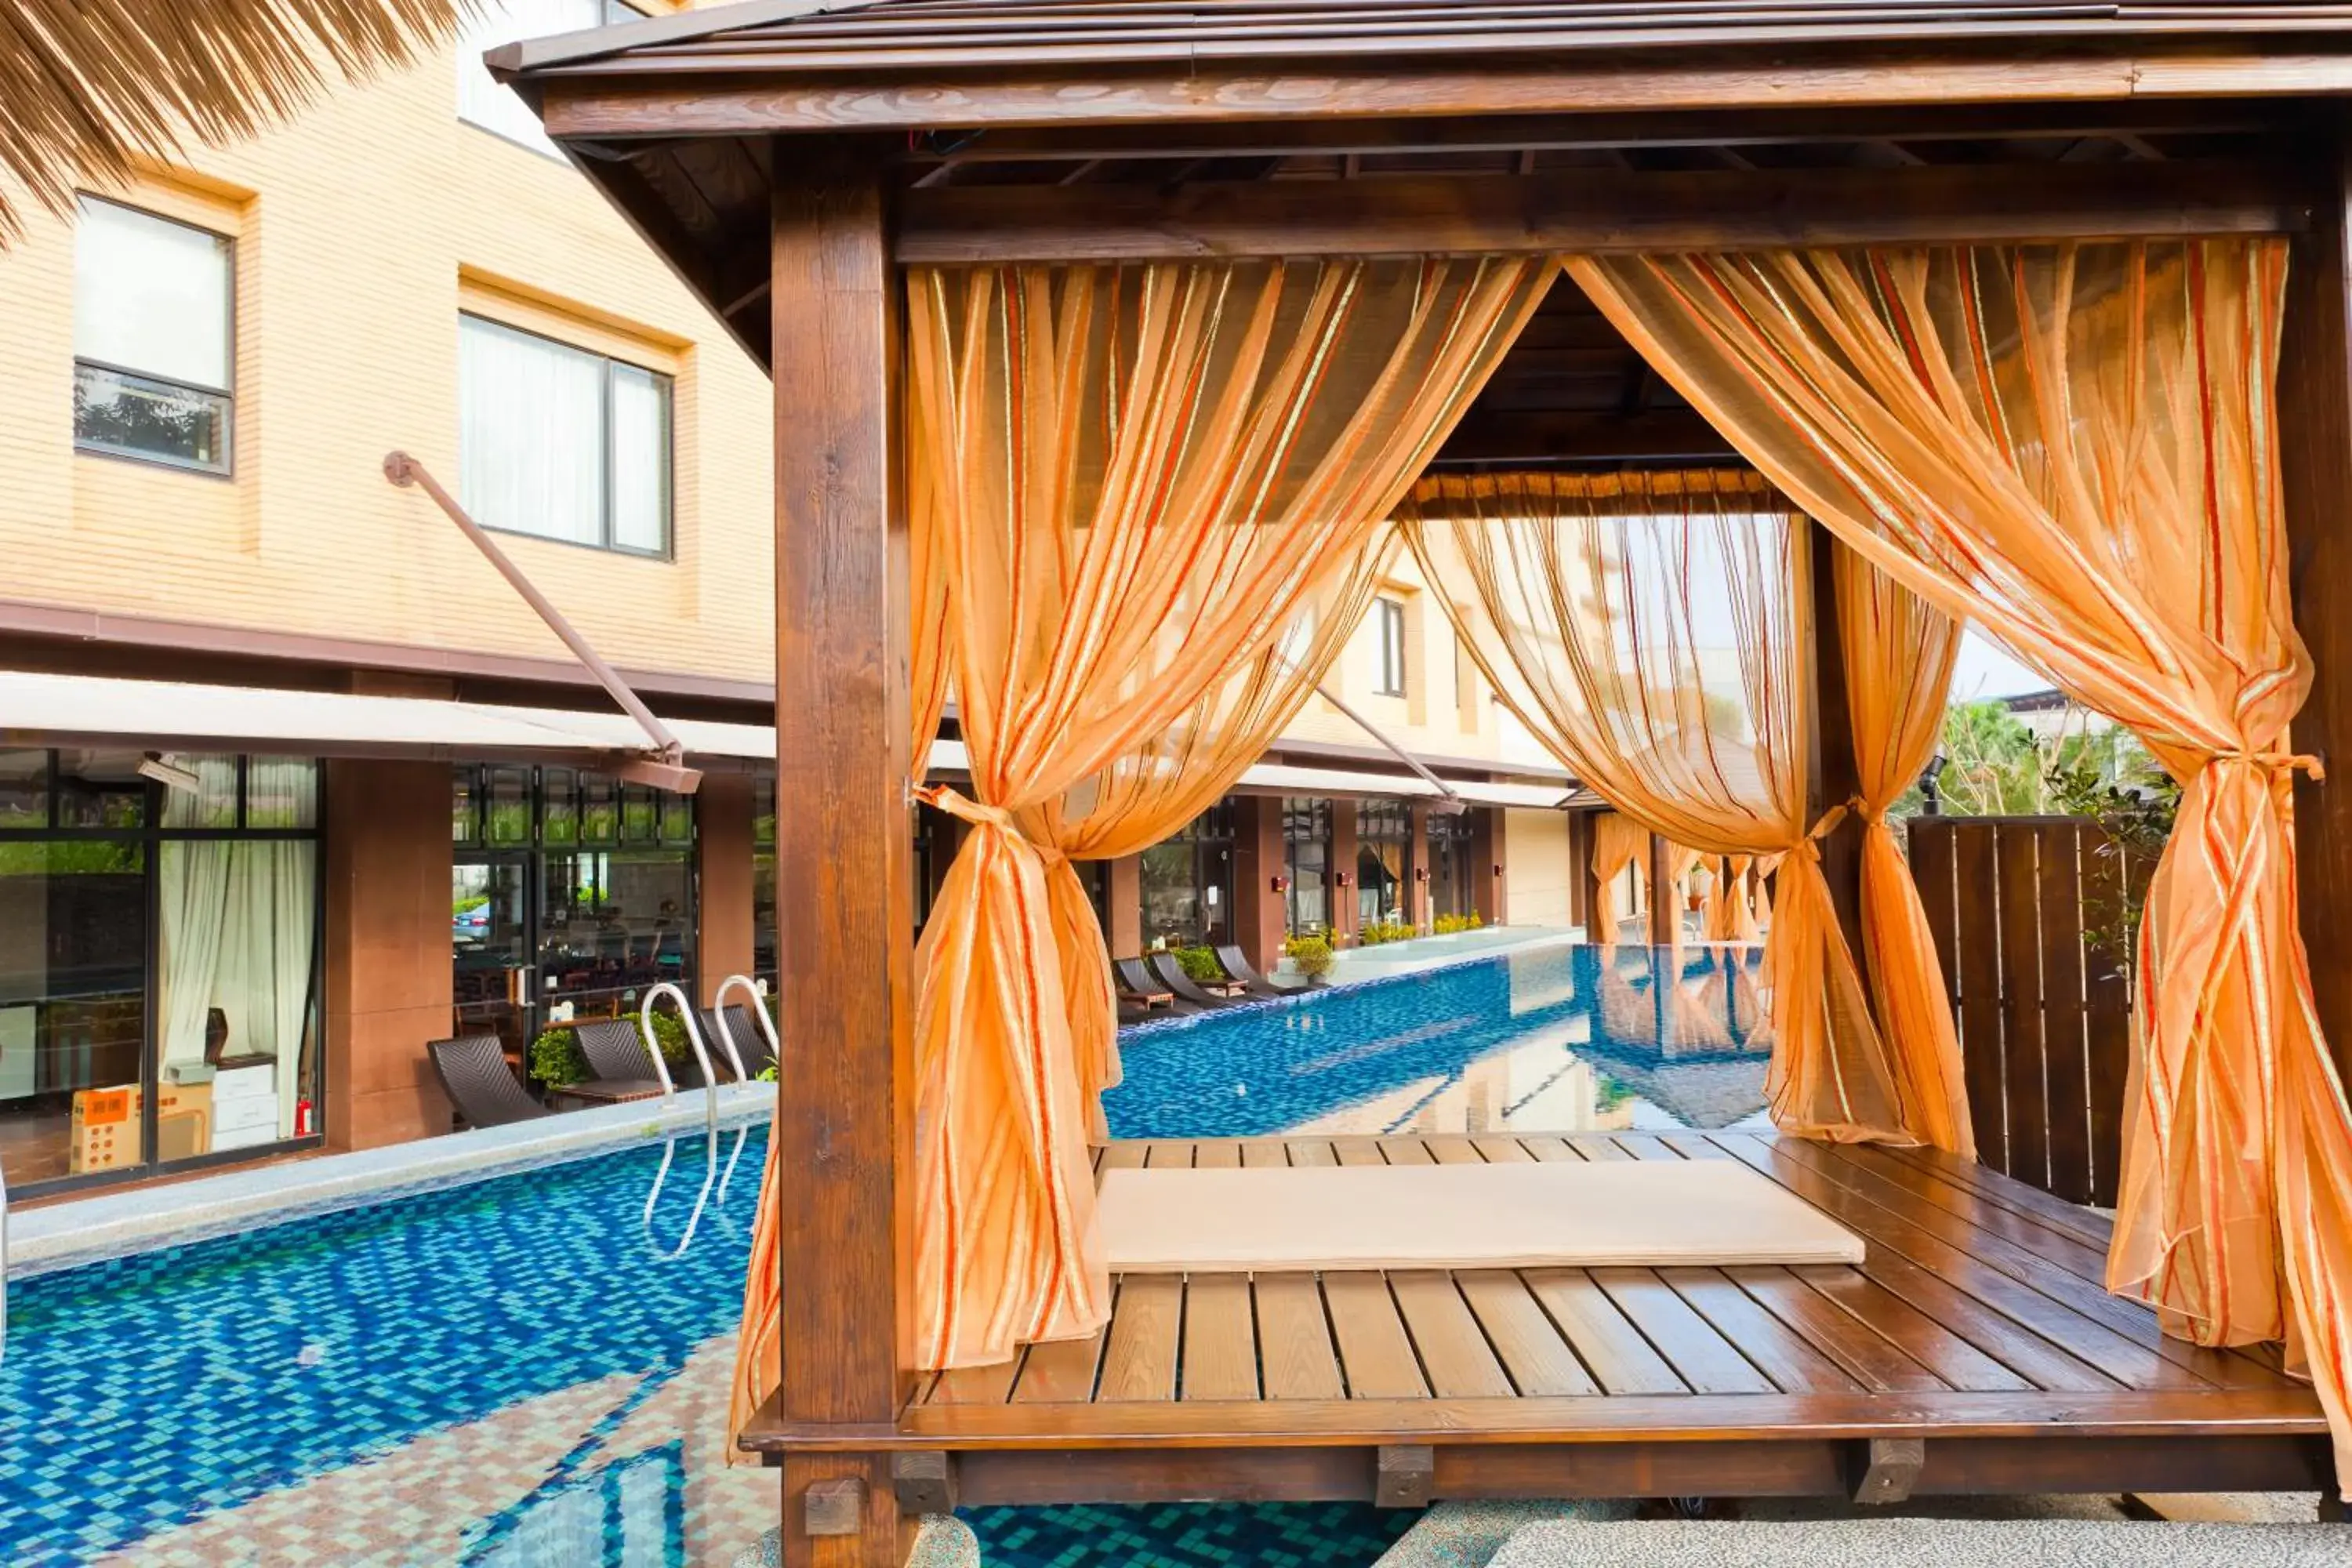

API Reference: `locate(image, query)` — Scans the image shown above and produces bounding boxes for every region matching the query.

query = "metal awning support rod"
[1311,681,1468,815]
[383,450,701,793]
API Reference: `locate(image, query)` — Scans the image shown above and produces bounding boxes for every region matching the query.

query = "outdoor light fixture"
[1414,867,1429,883]
[1493,863,1505,878]
[137,752,201,794]
[1919,750,1950,815]
[1335,871,1352,888]
[1270,875,1291,894]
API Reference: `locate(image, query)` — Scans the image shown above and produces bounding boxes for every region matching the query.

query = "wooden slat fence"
[1905,815,2135,1207]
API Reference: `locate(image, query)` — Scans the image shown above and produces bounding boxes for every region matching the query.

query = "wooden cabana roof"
[501,0,2352,82]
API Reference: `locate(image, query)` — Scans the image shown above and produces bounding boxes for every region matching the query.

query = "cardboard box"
[70,1082,214,1171]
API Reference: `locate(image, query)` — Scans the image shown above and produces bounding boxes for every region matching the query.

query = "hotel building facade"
[0,2,1581,1202]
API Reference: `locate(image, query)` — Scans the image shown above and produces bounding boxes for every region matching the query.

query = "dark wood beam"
[892,161,2307,264]
[536,51,2350,140]
[1433,408,1737,466]
[2281,105,2352,1091]
[573,151,769,365]
[770,143,912,1566]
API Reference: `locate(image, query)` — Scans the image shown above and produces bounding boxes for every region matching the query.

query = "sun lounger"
[1149,951,1244,1009]
[1113,956,1200,1014]
[428,1033,551,1128]
[563,1018,670,1104]
[1213,943,1305,999]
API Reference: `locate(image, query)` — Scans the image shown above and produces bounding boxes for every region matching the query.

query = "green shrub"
[644,1008,691,1068]
[1432,913,1488,935]
[1283,934,1335,981]
[528,1028,588,1087]
[1359,918,1417,946]
[1170,945,1225,984]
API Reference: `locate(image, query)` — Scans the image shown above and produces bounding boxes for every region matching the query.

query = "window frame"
[1375,597,1408,697]
[457,0,648,160]
[71,195,237,478]
[457,310,676,559]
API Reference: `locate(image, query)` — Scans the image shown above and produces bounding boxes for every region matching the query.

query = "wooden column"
[1408,802,1433,930]
[770,149,909,1567]
[2283,106,2352,1090]
[1330,797,1361,945]
[1229,795,1287,971]
[1646,830,1677,946]
[1106,854,1142,956]
[1566,806,1598,934]
[695,771,756,1005]
[1807,522,1871,982]
[323,758,454,1150]
[1470,806,1504,925]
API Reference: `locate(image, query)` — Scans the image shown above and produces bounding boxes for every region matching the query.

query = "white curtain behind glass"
[160,841,317,1136]
[461,316,604,546]
[610,364,668,554]
[456,0,601,154]
[74,198,230,390]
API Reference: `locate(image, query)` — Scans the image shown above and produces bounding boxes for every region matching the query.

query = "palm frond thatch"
[0,0,479,241]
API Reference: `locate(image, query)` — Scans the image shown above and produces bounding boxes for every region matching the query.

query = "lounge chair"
[1213,944,1306,999]
[1113,956,1200,1014]
[428,1033,551,1129]
[1148,951,1243,1009]
[699,1004,772,1079]
[564,1018,670,1104]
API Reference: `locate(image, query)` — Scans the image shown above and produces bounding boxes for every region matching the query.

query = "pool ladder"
[636,978,779,1257]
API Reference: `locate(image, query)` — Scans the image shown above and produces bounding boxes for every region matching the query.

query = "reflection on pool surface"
[1105,942,1772,1141]
[1,941,1755,1565]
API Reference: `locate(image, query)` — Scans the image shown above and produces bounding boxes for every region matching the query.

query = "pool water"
[1,942,1752,1566]
[1105,942,1771,1142]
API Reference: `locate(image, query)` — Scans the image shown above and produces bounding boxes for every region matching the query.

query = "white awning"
[0,671,1566,807]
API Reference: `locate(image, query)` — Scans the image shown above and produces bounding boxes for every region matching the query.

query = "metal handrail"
[638,983,721,1137]
[710,974,781,1082]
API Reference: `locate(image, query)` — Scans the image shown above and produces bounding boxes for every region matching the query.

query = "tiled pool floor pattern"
[5,943,1757,1565]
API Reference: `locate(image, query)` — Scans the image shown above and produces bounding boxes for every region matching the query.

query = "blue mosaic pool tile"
[966,1502,1418,1568]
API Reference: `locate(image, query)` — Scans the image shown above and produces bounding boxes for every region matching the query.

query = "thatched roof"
[0,0,474,239]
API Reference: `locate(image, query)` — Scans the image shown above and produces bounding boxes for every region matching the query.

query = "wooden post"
[770,147,909,1566]
[695,771,757,1004]
[1330,797,1361,945]
[1107,855,1142,956]
[1408,802,1433,930]
[2282,106,2352,1091]
[1470,806,1504,925]
[1807,523,1871,984]
[1566,806,1599,935]
[1646,830,1677,946]
[1230,794,1288,971]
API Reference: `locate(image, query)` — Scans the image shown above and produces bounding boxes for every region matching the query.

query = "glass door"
[452,855,533,1059]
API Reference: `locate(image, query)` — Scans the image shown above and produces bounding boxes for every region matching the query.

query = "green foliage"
[1432,913,1486,935]
[529,1029,587,1088]
[1169,945,1225,984]
[1359,918,1417,946]
[2045,743,2179,956]
[755,1062,779,1083]
[1283,934,1335,981]
[644,1008,691,1068]
[0,840,143,876]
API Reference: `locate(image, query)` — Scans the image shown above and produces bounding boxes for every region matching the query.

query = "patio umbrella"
[0,0,475,240]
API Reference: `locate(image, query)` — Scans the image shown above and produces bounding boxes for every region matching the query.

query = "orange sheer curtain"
[1588,811,1649,937]
[904,256,1550,1370]
[1836,549,1973,1157]
[1570,239,2352,1483]
[1401,470,1911,1144]
[1704,855,1762,942]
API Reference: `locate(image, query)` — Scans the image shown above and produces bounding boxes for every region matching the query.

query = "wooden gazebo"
[495,4,2352,1561]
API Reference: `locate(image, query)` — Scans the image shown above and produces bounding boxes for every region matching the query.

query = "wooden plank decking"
[744,1133,2333,1506]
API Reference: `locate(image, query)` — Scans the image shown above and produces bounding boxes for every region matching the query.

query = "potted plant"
[1284,934,1336,985]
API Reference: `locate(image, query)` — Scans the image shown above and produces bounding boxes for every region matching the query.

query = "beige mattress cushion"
[1098,1157,1864,1272]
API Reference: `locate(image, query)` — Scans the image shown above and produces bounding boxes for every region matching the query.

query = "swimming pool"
[1105,942,1771,1142]
[0,941,1751,1565]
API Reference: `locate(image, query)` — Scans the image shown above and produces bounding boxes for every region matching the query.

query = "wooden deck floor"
[747,1133,2335,1506]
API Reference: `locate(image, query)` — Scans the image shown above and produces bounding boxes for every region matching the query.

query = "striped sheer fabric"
[891,256,1552,1373]
[1570,239,2352,1487]
[1400,470,1913,1145]
[1703,855,1762,943]
[1834,548,1973,1158]
[1588,810,1650,936]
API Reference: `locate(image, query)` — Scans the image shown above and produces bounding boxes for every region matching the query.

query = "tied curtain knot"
[1802,802,1853,850]
[916,783,1069,869]
[2205,749,2325,785]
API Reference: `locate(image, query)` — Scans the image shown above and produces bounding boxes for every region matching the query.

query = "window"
[1283,797,1331,936]
[73,198,233,474]
[459,314,673,555]
[1375,597,1408,697]
[0,750,321,1198]
[1356,800,1413,927]
[459,0,644,155]
[1138,803,1236,949]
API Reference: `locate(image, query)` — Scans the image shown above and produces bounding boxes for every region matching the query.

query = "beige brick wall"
[0,7,775,688]
[1502,807,1574,927]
